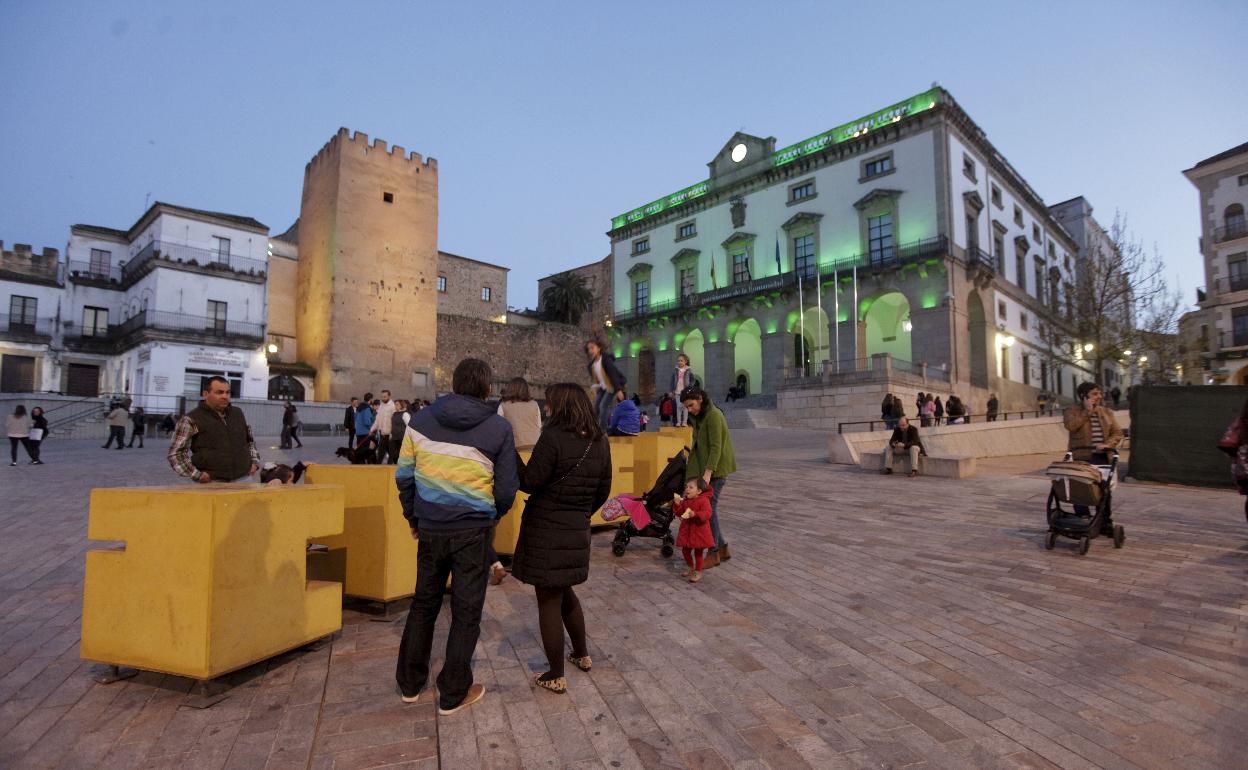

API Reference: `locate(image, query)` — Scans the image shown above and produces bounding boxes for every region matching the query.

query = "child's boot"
[689,571,702,583]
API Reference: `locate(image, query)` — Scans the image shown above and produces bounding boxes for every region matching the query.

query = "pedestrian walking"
[673,477,714,583]
[680,386,737,568]
[102,401,129,449]
[670,354,699,427]
[1110,386,1122,408]
[921,394,935,427]
[354,393,375,461]
[167,376,260,483]
[934,396,944,425]
[394,358,518,715]
[513,383,612,695]
[343,397,359,448]
[497,377,542,451]
[7,405,37,466]
[389,399,410,466]
[585,338,627,432]
[127,407,146,448]
[281,401,303,449]
[27,406,46,464]
[371,390,397,463]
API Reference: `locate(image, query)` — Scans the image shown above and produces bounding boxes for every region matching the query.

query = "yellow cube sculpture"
[587,437,637,527]
[630,432,689,497]
[492,450,532,557]
[82,484,344,681]
[304,464,418,602]
[660,425,693,446]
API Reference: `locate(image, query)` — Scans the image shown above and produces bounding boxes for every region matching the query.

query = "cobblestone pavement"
[0,430,1245,769]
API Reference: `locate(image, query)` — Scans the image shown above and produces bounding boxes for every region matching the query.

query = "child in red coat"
[673,478,715,583]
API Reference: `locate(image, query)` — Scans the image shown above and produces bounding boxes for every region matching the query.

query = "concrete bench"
[299,423,335,435]
[859,451,977,479]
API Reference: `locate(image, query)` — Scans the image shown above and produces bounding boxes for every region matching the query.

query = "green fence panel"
[1128,386,1248,488]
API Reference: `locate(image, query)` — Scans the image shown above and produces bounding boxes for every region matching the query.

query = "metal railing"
[837,409,1060,434]
[66,259,123,283]
[1213,276,1248,295]
[126,241,268,280]
[1213,220,1247,243]
[64,310,264,349]
[784,355,952,385]
[0,314,56,340]
[611,235,948,325]
[965,246,995,272]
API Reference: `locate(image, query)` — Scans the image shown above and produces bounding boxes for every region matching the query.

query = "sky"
[1,1,1244,312]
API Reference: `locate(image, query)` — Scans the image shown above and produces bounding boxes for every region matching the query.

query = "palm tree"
[542,272,593,325]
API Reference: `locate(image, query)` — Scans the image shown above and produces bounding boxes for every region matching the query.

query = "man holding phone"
[1062,382,1124,464]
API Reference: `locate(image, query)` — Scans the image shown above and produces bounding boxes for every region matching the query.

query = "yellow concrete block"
[493,451,531,557]
[660,425,693,447]
[588,437,638,526]
[303,464,417,602]
[631,432,689,497]
[82,484,344,681]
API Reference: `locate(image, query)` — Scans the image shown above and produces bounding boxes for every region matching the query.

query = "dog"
[335,444,378,465]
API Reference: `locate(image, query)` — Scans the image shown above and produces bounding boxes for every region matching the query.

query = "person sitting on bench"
[880,417,926,477]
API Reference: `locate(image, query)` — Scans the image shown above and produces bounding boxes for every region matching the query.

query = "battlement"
[1,240,61,283]
[305,127,437,172]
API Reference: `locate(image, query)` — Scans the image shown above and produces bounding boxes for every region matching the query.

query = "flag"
[775,235,782,275]
[710,248,718,290]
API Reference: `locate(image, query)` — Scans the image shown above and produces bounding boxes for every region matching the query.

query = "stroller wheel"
[1044,531,1056,551]
[660,544,674,558]
[612,543,626,557]
[1078,536,1091,556]
[1113,525,1125,549]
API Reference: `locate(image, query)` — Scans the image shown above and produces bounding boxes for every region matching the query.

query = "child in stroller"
[1044,450,1124,555]
[607,448,689,557]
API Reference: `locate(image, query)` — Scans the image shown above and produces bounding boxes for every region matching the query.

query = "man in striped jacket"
[394,358,518,716]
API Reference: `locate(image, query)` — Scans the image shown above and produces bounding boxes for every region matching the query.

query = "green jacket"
[685,400,737,480]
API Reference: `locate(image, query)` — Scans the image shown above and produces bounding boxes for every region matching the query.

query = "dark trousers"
[280,425,292,448]
[128,427,144,447]
[10,437,37,463]
[396,526,490,710]
[345,429,356,449]
[708,477,727,551]
[387,436,401,464]
[103,426,125,448]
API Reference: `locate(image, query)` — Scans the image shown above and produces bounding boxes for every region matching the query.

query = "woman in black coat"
[512,383,612,695]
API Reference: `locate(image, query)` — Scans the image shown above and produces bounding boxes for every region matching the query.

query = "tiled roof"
[1192,141,1248,170]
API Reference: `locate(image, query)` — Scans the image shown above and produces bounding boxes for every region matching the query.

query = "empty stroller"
[1044,451,1124,555]
[610,448,689,558]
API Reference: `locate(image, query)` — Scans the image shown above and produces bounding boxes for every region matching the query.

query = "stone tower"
[296,128,439,402]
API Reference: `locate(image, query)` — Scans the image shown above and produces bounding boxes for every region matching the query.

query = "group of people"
[6,405,47,466]
[342,392,437,464]
[881,392,968,429]
[395,349,736,713]
[102,400,161,449]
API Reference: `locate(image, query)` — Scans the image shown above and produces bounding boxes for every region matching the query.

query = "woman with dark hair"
[28,407,47,464]
[128,407,147,448]
[585,338,627,432]
[679,386,737,568]
[6,405,34,467]
[497,377,542,451]
[513,383,612,694]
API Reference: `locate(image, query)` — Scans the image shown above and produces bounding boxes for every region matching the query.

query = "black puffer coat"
[511,426,612,588]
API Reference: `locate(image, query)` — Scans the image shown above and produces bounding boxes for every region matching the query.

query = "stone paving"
[0,429,1245,769]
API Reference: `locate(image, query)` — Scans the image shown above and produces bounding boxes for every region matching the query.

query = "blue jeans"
[595,389,616,432]
[396,526,490,709]
[708,477,728,551]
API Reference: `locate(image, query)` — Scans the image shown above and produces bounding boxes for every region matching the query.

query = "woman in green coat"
[679,386,737,568]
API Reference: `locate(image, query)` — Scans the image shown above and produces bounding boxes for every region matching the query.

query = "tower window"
[481,287,492,302]
[383,191,395,203]
[437,275,447,293]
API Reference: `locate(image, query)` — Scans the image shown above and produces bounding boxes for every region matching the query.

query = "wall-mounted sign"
[187,350,247,368]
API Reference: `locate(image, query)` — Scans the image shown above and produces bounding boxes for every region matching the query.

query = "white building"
[1184,142,1248,384]
[0,203,271,408]
[604,86,1094,410]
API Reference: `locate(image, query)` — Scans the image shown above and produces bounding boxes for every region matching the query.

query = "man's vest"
[188,403,252,481]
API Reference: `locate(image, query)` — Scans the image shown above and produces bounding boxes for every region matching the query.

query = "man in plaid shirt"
[168,376,260,482]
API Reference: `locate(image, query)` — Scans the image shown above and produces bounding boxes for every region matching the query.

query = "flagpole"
[816,269,824,371]
[832,266,839,373]
[852,263,858,368]
[798,268,806,375]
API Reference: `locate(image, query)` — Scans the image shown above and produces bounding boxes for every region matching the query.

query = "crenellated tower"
[296,128,439,401]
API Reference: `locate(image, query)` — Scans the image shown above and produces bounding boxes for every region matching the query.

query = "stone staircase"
[719,394,783,429]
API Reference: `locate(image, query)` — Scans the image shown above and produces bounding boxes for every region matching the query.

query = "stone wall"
[537,256,613,330]
[436,251,508,321]
[0,242,60,283]
[433,314,586,397]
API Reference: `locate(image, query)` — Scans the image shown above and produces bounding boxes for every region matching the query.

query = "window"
[89,248,111,277]
[1065,285,1074,320]
[998,300,1007,320]
[677,221,696,240]
[1020,312,1029,331]
[1000,345,1010,379]
[1022,353,1031,386]
[1234,307,1248,347]
[793,234,816,279]
[862,154,893,179]
[963,154,976,181]
[206,300,227,333]
[1230,254,1248,292]
[383,191,394,203]
[1034,258,1045,300]
[481,287,492,302]
[185,369,242,399]
[993,233,1005,272]
[82,306,109,337]
[1239,174,1248,187]
[731,252,751,284]
[868,212,895,263]
[1032,224,1042,243]
[1015,245,1027,292]
[1226,204,1246,239]
[789,180,816,203]
[633,280,649,313]
[632,237,650,255]
[437,275,447,293]
[213,237,230,264]
[679,266,696,301]
[9,296,36,330]
[1047,242,1056,260]
[966,215,979,253]
[1013,205,1023,227]
[990,184,1002,208]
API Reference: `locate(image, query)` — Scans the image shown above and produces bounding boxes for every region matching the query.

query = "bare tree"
[1074,212,1169,386]
[1135,284,1185,383]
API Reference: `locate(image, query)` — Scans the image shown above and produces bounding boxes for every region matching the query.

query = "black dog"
[334,445,378,464]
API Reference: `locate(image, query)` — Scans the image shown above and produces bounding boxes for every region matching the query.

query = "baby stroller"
[609,448,689,558]
[1044,451,1124,555]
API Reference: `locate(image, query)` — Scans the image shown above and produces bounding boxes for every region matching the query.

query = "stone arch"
[967,290,989,389]
[860,291,913,362]
[730,318,763,397]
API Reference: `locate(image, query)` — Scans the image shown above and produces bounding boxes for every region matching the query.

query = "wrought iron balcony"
[1213,276,1248,295]
[1214,220,1248,244]
[0,314,55,343]
[65,310,264,353]
[67,259,123,284]
[126,241,267,281]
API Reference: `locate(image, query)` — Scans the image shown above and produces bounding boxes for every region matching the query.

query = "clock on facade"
[730,143,748,163]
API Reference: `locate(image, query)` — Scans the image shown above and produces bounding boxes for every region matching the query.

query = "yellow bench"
[303,464,419,603]
[492,450,532,557]
[81,484,344,681]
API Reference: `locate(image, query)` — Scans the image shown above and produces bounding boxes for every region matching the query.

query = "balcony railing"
[66,259,123,284]
[0,314,55,341]
[966,246,995,273]
[612,235,948,325]
[1214,276,1248,295]
[65,310,264,352]
[126,241,267,280]
[1214,220,1248,244]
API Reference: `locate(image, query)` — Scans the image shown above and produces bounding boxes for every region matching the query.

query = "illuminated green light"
[613,347,624,359]
[773,88,940,167]
[921,293,938,309]
[765,321,778,334]
[658,338,668,352]
[610,87,941,229]
[707,332,719,343]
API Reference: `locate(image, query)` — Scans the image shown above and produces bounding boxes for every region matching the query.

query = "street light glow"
[1083,343,1094,352]
[266,343,278,354]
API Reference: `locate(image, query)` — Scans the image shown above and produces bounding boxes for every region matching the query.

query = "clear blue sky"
[2,1,1243,311]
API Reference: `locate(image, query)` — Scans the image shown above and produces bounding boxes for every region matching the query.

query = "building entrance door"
[1,355,35,393]
[637,349,656,403]
[66,364,100,397]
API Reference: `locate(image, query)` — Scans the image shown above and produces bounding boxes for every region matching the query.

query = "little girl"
[673,478,715,583]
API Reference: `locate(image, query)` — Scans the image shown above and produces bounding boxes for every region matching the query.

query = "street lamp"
[1002,335,1016,347]
[1082,342,1094,352]
[903,317,913,332]
[266,343,278,354]
[1122,349,1133,357]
